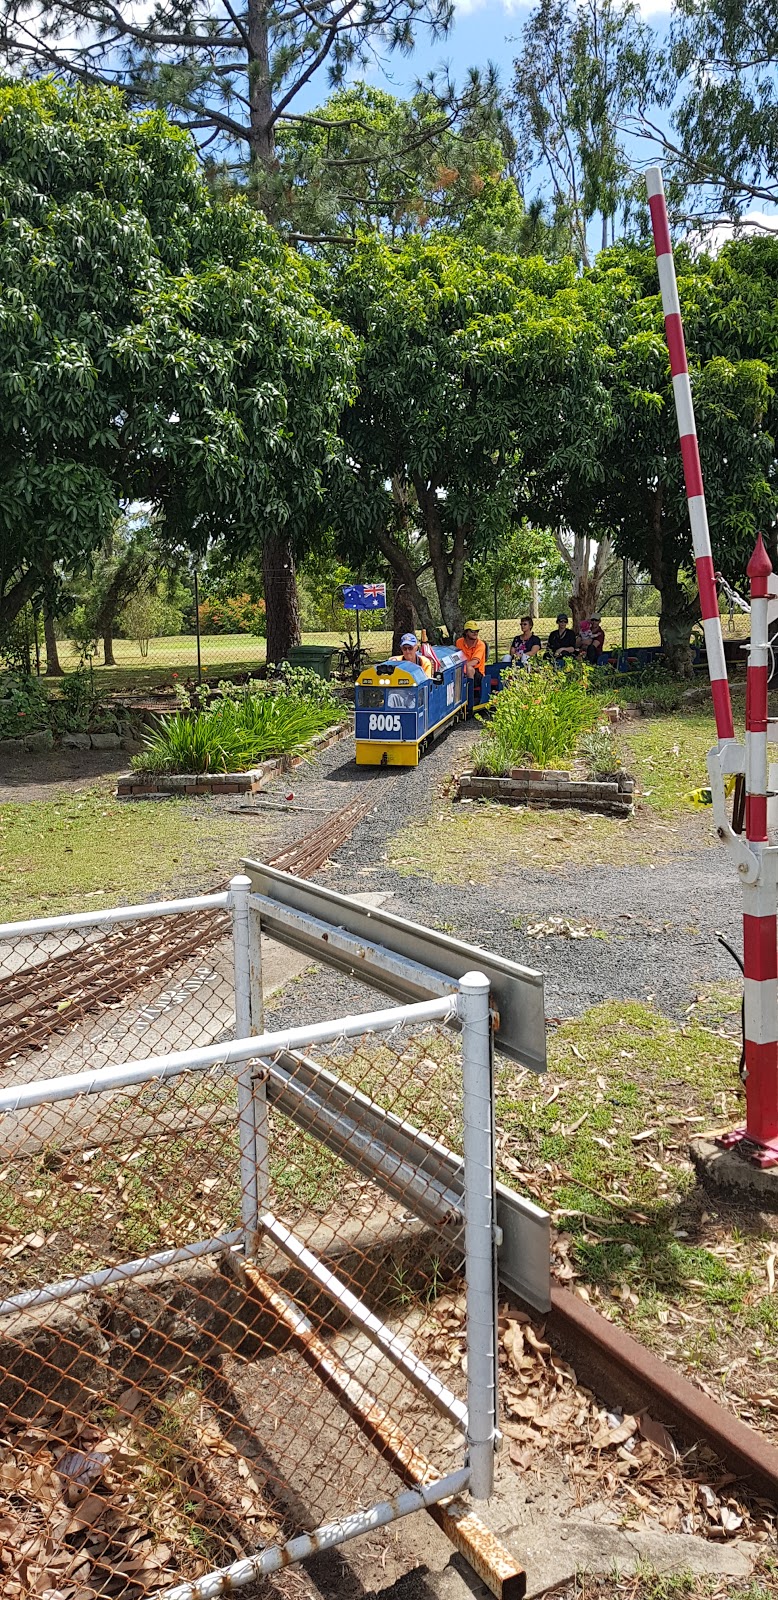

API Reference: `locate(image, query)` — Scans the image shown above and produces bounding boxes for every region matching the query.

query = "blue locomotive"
[355,644,471,766]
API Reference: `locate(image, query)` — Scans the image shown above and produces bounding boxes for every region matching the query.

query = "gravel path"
[238,720,740,1032]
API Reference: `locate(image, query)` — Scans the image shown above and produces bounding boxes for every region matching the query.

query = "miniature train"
[355,644,478,766]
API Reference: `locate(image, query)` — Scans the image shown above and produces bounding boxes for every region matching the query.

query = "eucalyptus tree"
[509,0,656,264]
[0,82,356,659]
[665,0,778,221]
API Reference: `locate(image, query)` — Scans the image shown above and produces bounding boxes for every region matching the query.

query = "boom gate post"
[718,537,778,1163]
[647,166,778,1168]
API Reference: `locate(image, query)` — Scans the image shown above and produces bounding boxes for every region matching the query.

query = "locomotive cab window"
[454,665,463,700]
[357,687,385,709]
[386,687,419,710]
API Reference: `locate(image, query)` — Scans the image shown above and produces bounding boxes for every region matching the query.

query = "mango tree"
[0,82,355,661]
[328,235,609,639]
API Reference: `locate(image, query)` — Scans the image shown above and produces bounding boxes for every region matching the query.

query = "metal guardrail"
[242,860,547,1075]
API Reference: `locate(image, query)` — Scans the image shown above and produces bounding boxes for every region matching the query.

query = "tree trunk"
[263,532,300,663]
[391,580,415,653]
[556,532,613,631]
[374,529,440,641]
[103,625,116,667]
[657,565,695,677]
[414,477,466,640]
[645,488,695,676]
[43,605,63,676]
[247,0,277,212]
[0,569,38,634]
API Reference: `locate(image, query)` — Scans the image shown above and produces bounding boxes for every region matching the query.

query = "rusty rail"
[239,1258,526,1600]
[0,791,378,1069]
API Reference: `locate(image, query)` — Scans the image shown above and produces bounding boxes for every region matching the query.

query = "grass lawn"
[37,612,751,696]
[391,708,727,881]
[0,785,276,921]
[498,997,778,1434]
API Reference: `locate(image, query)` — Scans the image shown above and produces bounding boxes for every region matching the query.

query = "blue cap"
[400,633,418,647]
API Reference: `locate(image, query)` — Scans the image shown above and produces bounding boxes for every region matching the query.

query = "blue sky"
[360,0,672,106]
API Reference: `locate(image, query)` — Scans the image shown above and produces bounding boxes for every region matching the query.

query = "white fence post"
[248,896,269,1207]
[230,874,260,1255]
[459,970,497,1500]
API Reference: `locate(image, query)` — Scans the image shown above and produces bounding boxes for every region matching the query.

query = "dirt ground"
[2,724,777,1599]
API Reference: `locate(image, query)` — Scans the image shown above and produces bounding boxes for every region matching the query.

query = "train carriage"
[355,644,469,765]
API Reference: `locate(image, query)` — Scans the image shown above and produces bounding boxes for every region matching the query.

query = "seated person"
[393,632,432,676]
[418,628,441,672]
[509,616,542,666]
[546,613,577,662]
[455,621,487,681]
[581,616,605,664]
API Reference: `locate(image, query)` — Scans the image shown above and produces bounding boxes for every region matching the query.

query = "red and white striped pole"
[646,166,735,744]
[735,534,778,1162]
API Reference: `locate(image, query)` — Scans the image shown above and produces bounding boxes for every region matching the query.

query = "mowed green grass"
[0,786,276,920]
[40,611,736,694]
[391,709,726,880]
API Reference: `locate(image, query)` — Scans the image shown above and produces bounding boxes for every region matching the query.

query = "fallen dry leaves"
[0,1392,284,1600]
[419,1292,774,1548]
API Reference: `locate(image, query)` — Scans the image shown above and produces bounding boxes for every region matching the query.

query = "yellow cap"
[463,621,479,632]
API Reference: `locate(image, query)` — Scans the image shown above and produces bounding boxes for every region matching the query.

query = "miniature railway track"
[0,790,379,1071]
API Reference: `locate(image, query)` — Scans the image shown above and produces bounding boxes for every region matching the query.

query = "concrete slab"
[690,1135,778,1212]
[514,1517,756,1598]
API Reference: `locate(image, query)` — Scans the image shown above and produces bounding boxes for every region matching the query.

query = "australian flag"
[342,583,387,611]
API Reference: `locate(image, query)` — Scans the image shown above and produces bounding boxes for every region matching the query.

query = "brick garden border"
[458,766,635,816]
[116,720,352,799]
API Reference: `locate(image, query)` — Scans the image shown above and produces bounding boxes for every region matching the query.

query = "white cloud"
[691,211,778,256]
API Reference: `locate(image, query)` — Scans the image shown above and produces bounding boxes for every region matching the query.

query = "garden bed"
[117,719,350,797]
[458,766,635,816]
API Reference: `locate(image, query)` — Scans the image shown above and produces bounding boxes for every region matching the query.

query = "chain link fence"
[0,888,500,1600]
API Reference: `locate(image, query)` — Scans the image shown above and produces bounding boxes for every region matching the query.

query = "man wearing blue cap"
[394,632,432,677]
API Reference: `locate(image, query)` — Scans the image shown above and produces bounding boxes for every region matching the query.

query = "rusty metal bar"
[238,1261,526,1600]
[259,1208,468,1430]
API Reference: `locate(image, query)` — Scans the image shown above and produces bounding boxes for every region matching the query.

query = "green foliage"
[0,672,50,738]
[670,0,778,217]
[133,681,340,773]
[329,236,608,637]
[197,595,265,636]
[471,661,598,772]
[0,81,356,632]
[0,0,458,200]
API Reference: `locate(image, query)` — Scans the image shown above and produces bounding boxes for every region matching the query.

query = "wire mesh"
[0,908,233,1089]
[0,993,474,1600]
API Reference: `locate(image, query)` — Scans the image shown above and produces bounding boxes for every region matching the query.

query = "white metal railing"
[0,882,500,1592]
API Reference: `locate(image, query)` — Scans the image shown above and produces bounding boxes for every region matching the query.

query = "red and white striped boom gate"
[647,166,778,1167]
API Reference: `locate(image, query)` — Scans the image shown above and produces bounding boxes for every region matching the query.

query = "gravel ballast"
[224,722,740,1035]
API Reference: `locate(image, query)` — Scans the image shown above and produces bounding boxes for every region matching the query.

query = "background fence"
[8,561,753,701]
[0,890,501,1600]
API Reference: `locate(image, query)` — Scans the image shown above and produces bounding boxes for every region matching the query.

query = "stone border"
[117,720,352,798]
[458,766,635,816]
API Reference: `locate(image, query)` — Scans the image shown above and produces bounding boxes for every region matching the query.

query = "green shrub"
[0,672,50,739]
[131,685,341,774]
[471,662,597,774]
[579,723,620,776]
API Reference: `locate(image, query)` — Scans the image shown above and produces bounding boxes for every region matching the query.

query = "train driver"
[394,632,433,677]
[455,621,487,681]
